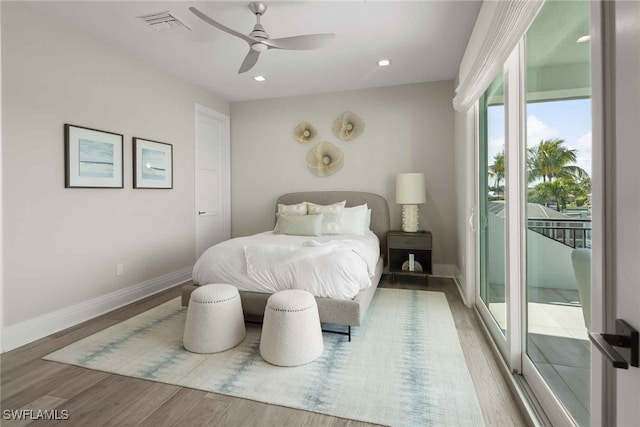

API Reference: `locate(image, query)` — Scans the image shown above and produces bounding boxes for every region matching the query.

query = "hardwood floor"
[1,276,527,426]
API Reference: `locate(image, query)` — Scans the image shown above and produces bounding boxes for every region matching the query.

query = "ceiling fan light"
[378,59,391,67]
[251,43,269,52]
[254,75,266,82]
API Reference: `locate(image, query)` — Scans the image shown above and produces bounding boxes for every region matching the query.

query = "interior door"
[609,1,640,424]
[195,104,230,259]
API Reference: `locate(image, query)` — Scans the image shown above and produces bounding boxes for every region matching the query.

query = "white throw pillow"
[340,204,368,235]
[277,202,307,216]
[307,201,346,234]
[274,213,322,236]
[365,208,372,232]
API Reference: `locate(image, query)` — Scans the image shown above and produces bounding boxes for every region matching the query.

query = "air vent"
[137,11,191,32]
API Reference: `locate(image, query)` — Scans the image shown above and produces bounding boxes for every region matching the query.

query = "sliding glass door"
[523,1,593,425]
[478,74,508,354]
[475,1,597,425]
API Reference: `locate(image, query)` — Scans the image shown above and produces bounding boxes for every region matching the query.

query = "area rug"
[44,289,484,426]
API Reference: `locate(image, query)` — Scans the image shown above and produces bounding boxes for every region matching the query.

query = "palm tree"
[529,179,572,211]
[489,150,505,196]
[527,139,590,212]
[527,138,588,183]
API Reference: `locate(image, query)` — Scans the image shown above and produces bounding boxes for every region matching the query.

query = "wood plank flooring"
[1,276,527,426]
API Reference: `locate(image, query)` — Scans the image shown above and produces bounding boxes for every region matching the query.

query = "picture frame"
[65,124,124,188]
[133,137,173,189]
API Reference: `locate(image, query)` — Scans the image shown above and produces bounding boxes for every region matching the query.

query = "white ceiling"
[28,1,481,103]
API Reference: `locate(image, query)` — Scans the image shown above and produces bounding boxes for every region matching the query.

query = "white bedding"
[192,231,380,300]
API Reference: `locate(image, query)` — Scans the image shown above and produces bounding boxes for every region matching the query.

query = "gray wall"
[2,2,229,326]
[230,82,457,265]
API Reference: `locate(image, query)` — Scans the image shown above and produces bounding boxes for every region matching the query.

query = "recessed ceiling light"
[378,59,391,67]
[576,35,591,43]
[253,75,266,82]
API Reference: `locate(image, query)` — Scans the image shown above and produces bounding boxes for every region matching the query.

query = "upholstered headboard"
[276,191,391,257]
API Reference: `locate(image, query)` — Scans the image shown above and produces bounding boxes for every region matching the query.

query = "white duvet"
[192,231,380,300]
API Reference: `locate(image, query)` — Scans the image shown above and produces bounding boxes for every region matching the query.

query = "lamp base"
[401,204,419,232]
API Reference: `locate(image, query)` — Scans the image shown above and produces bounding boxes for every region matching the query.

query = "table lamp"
[396,173,426,232]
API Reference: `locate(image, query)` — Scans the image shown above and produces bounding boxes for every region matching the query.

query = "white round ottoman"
[183,284,246,353]
[260,290,324,366]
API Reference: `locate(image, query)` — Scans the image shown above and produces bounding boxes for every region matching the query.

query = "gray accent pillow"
[274,213,323,236]
[307,201,346,234]
[277,202,307,216]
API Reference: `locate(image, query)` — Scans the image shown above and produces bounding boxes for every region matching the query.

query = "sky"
[487,98,592,182]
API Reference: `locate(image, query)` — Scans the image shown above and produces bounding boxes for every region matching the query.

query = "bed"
[181,191,390,339]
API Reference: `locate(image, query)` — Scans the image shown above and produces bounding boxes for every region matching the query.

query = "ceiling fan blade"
[238,49,261,74]
[261,33,336,50]
[189,7,255,45]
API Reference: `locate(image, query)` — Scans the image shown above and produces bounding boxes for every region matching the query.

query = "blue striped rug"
[44,289,484,426]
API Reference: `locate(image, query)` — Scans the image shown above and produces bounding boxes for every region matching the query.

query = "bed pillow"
[365,208,372,231]
[340,204,369,235]
[307,201,346,234]
[277,202,307,216]
[274,213,323,236]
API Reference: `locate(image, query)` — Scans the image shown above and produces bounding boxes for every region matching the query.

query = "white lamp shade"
[396,173,426,204]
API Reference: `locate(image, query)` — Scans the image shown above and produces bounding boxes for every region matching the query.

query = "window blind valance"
[453,0,544,113]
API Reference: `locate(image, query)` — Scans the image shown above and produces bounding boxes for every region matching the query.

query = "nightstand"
[387,230,433,284]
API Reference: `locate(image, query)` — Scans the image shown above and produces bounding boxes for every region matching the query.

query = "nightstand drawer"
[388,234,432,250]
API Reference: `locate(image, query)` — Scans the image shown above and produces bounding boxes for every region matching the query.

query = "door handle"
[469,209,477,233]
[588,319,639,369]
[198,211,206,215]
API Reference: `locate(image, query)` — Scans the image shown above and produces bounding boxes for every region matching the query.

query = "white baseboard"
[453,267,471,307]
[432,263,457,278]
[2,266,193,353]
[433,264,472,307]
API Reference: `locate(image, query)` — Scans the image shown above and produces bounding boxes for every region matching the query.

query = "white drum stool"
[260,289,324,366]
[183,284,246,353]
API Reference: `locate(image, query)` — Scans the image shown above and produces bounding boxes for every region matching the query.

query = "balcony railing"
[528,218,592,249]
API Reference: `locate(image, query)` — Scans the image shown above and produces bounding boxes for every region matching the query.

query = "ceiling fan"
[190,3,336,74]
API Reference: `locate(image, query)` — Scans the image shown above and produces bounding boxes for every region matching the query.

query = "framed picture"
[65,124,124,188]
[133,137,173,189]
